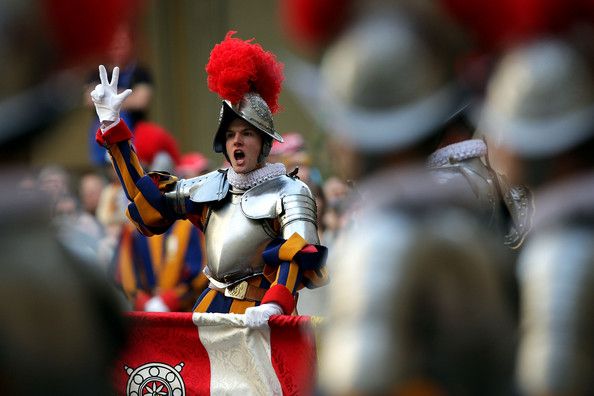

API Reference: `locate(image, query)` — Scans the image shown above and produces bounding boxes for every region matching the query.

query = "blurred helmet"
[479,38,594,158]
[133,121,181,172]
[318,6,466,153]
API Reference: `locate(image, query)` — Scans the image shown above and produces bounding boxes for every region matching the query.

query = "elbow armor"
[279,193,319,243]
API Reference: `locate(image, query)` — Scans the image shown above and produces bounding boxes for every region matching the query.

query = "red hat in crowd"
[133,121,181,169]
[176,152,210,177]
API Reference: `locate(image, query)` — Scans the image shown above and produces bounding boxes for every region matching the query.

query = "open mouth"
[233,150,245,162]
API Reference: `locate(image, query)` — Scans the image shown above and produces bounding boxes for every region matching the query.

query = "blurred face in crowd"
[328,138,361,180]
[225,118,263,174]
[79,174,105,215]
[39,166,70,201]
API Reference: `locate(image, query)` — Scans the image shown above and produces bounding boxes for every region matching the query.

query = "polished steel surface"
[204,190,274,283]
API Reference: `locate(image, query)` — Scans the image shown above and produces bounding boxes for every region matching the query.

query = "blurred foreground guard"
[91,32,328,327]
[480,36,594,396]
[0,181,125,395]
[316,5,517,395]
[0,1,140,394]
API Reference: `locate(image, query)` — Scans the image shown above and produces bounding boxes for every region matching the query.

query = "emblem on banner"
[124,361,186,396]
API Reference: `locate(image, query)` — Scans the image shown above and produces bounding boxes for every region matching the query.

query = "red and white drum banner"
[113,312,317,395]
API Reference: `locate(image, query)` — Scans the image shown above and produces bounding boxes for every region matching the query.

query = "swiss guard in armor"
[90,32,328,327]
[315,5,517,395]
[480,36,594,396]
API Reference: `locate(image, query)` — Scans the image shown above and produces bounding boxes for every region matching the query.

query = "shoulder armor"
[164,169,229,215]
[431,158,500,210]
[428,140,499,209]
[241,175,312,219]
[241,175,319,243]
[427,139,487,168]
[189,169,229,203]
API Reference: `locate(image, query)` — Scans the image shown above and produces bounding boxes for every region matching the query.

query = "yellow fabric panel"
[229,298,256,314]
[191,273,209,293]
[119,226,137,298]
[133,193,166,226]
[148,233,164,276]
[125,208,155,237]
[272,261,300,292]
[279,232,308,261]
[285,261,300,291]
[159,220,194,290]
[194,289,217,312]
[129,148,146,177]
[110,143,143,197]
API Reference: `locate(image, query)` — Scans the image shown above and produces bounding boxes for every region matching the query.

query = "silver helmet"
[479,38,594,158]
[213,92,284,160]
[317,6,466,153]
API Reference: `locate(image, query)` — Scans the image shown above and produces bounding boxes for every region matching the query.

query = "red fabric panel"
[96,120,133,147]
[113,312,318,395]
[269,315,317,396]
[113,312,210,395]
[133,121,181,165]
[262,284,296,314]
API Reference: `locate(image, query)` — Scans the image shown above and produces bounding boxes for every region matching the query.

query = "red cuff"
[262,284,295,314]
[95,119,132,147]
[160,290,181,312]
[134,291,151,311]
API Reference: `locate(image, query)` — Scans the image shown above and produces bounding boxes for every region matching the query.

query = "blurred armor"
[480,37,594,395]
[429,138,534,249]
[316,4,517,395]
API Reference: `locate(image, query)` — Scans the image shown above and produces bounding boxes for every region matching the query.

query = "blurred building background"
[29,0,326,174]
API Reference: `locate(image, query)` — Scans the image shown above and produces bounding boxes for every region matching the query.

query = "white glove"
[144,296,170,312]
[90,64,132,123]
[244,303,283,328]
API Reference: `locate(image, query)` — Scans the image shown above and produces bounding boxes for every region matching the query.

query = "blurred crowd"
[3,0,594,395]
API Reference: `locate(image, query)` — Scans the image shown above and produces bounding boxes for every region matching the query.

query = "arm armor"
[279,193,319,243]
[241,175,320,244]
[164,169,229,216]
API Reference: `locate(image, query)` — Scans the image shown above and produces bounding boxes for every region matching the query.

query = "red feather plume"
[206,31,284,114]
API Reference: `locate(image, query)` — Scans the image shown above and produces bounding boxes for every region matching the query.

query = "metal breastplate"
[204,189,275,286]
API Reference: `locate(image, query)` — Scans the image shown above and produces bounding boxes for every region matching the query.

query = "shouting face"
[225,118,263,174]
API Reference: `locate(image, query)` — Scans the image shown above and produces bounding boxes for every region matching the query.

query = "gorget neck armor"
[226,162,286,190]
[427,139,488,168]
[428,139,533,249]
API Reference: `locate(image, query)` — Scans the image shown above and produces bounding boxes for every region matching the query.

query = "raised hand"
[90,64,132,123]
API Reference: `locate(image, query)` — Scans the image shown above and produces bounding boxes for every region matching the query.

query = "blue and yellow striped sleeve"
[261,232,328,314]
[96,120,176,236]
